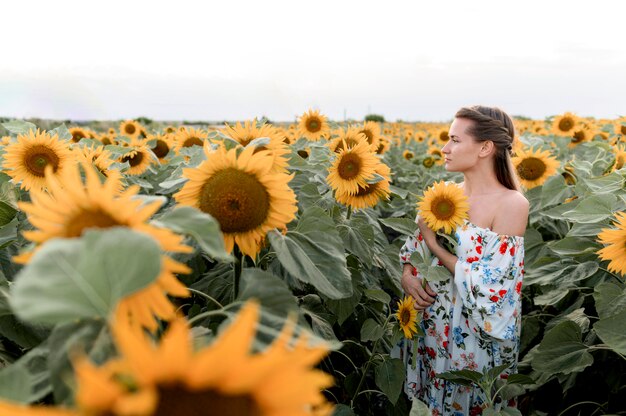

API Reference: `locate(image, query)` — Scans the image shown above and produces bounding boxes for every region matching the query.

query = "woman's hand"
[401,264,437,310]
[417,216,438,251]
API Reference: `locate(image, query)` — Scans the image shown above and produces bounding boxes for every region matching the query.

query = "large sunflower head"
[221,120,290,173]
[326,140,381,196]
[396,296,418,339]
[2,129,74,191]
[327,127,369,153]
[551,112,580,136]
[174,146,297,258]
[334,162,391,210]
[16,162,192,330]
[298,109,330,141]
[120,143,155,176]
[597,211,626,276]
[119,120,143,139]
[511,147,560,189]
[417,181,470,234]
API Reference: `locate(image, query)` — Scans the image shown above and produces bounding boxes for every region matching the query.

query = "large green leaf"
[548,237,601,256]
[593,282,626,320]
[268,207,352,299]
[531,320,593,376]
[581,172,625,194]
[379,217,418,237]
[237,268,298,316]
[298,294,338,342]
[360,318,384,342]
[561,194,617,223]
[10,228,162,325]
[153,206,232,262]
[0,344,50,404]
[338,216,375,267]
[375,358,405,404]
[2,120,37,135]
[540,174,568,207]
[594,309,626,355]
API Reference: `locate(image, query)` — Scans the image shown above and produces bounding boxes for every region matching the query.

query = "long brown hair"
[454,105,521,191]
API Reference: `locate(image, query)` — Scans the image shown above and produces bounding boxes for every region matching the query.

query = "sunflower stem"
[232,247,243,302]
[346,206,352,220]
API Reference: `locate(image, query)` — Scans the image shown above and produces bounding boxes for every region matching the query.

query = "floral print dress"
[395,218,525,415]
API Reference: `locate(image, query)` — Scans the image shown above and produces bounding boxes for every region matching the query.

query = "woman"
[398,106,529,415]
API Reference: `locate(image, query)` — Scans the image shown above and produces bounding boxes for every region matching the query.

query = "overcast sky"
[1,0,625,122]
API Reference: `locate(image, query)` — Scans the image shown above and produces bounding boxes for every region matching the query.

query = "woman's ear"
[479,140,495,157]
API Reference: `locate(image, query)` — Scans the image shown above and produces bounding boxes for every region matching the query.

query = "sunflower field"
[0,111,624,415]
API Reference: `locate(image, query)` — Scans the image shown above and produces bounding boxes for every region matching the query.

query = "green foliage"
[365,114,385,123]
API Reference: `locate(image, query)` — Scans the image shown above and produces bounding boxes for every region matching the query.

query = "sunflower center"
[152,140,170,158]
[183,137,203,148]
[239,136,256,147]
[154,385,262,416]
[306,118,321,133]
[404,152,414,160]
[361,129,374,144]
[431,196,455,220]
[124,124,136,135]
[516,157,547,181]
[616,155,625,170]
[199,168,270,233]
[25,146,61,177]
[64,209,122,238]
[400,308,411,326]
[439,131,449,142]
[337,153,362,180]
[572,131,585,143]
[297,149,309,159]
[558,118,574,132]
[122,152,144,167]
[423,157,435,168]
[355,182,378,197]
[101,137,113,145]
[72,132,87,143]
[620,125,626,135]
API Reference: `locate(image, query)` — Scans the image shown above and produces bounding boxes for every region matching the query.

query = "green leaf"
[364,289,391,305]
[561,194,618,223]
[0,344,51,404]
[10,228,162,325]
[409,398,432,416]
[581,172,625,194]
[379,217,418,237]
[594,309,626,355]
[532,320,593,376]
[0,361,33,403]
[540,174,568,207]
[269,207,352,299]
[506,373,535,385]
[154,206,232,262]
[389,185,409,199]
[2,120,37,135]
[332,404,356,416]
[299,294,338,342]
[338,217,375,267]
[237,268,297,316]
[375,358,405,404]
[360,318,384,342]
[50,124,72,141]
[548,237,601,256]
[436,369,482,386]
[593,282,626,320]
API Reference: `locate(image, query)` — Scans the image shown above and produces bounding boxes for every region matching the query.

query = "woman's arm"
[417,216,458,274]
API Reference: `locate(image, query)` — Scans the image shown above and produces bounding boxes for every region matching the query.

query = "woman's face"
[441,117,484,172]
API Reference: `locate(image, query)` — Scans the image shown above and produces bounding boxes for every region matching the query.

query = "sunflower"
[74,145,116,178]
[511,147,560,189]
[396,296,419,339]
[298,109,330,141]
[120,143,154,176]
[69,127,91,143]
[2,129,74,191]
[428,145,445,165]
[174,127,208,152]
[326,140,380,196]
[119,120,143,139]
[221,120,290,173]
[551,112,580,136]
[0,302,334,416]
[327,127,369,153]
[435,127,450,144]
[297,148,311,159]
[375,138,390,155]
[597,212,626,276]
[174,146,297,258]
[147,133,174,161]
[417,181,470,234]
[16,162,192,331]
[356,121,381,149]
[613,119,626,136]
[569,125,593,147]
[422,156,435,168]
[612,145,626,171]
[334,162,391,210]
[402,149,414,160]
[97,133,115,146]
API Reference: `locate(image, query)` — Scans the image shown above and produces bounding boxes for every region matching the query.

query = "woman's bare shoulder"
[492,190,529,236]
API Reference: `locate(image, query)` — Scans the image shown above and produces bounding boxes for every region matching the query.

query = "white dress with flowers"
[395,219,524,416]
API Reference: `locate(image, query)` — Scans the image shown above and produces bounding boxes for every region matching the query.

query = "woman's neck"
[461,167,504,197]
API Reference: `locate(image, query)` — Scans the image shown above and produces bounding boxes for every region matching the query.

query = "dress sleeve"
[399,215,430,266]
[453,233,524,341]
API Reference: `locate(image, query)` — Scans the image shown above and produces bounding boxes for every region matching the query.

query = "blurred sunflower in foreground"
[15,162,192,331]
[174,145,297,258]
[0,302,334,416]
[597,212,626,276]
